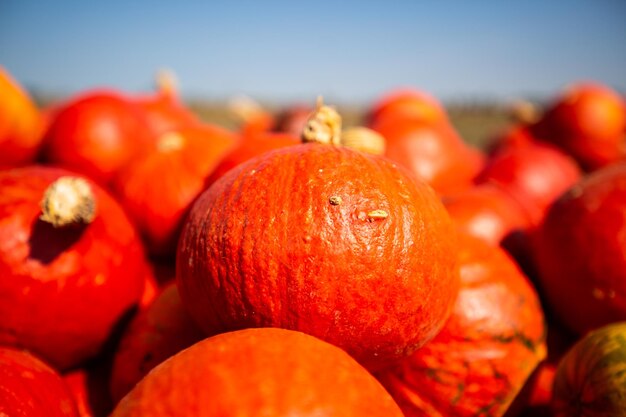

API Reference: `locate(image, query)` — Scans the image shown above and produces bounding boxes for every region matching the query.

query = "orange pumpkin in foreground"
[376,234,546,417]
[0,166,147,369]
[111,328,404,417]
[177,105,459,370]
[0,66,45,166]
[0,346,78,417]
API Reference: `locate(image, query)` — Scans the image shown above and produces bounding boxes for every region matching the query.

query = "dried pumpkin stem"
[301,96,342,146]
[155,68,179,99]
[509,100,540,125]
[157,131,186,152]
[40,177,96,227]
[340,127,386,155]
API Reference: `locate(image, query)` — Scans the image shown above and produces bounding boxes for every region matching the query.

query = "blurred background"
[1,0,625,144]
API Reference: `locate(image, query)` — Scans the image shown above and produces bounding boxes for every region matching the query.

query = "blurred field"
[37,93,516,150]
[187,99,514,149]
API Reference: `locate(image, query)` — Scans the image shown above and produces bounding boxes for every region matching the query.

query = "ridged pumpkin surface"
[376,234,546,417]
[552,322,626,417]
[177,143,459,369]
[111,328,404,417]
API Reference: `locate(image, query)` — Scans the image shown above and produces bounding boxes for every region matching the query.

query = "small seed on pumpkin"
[329,196,342,205]
[367,209,388,221]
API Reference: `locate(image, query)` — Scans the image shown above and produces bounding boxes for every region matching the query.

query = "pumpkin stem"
[340,127,386,155]
[301,96,342,145]
[40,177,96,227]
[157,131,186,152]
[228,95,269,124]
[155,68,179,99]
[509,100,540,125]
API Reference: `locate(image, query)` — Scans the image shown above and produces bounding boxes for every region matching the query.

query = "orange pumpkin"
[531,162,626,335]
[0,167,147,369]
[376,234,546,417]
[177,105,459,370]
[0,66,45,166]
[42,90,153,185]
[476,141,582,226]
[112,125,237,256]
[373,116,485,195]
[111,328,404,417]
[366,88,448,126]
[443,183,532,247]
[134,70,201,136]
[531,82,626,170]
[0,346,78,417]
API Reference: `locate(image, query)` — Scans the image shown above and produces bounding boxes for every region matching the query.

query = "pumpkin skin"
[531,82,626,171]
[42,90,153,185]
[476,141,582,226]
[134,78,200,136]
[487,124,538,156]
[110,282,205,403]
[0,346,78,417]
[552,322,626,417]
[204,131,299,188]
[111,328,404,417]
[0,166,147,370]
[376,234,547,417]
[0,66,45,166]
[177,143,459,370]
[373,117,485,195]
[531,163,626,335]
[443,183,532,247]
[112,125,237,256]
[366,88,448,127]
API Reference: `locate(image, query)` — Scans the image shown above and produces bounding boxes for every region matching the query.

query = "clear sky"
[1,0,624,104]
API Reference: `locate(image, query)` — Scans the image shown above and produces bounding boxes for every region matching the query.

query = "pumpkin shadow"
[28,219,87,265]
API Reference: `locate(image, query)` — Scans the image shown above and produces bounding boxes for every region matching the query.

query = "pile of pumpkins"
[1,64,626,417]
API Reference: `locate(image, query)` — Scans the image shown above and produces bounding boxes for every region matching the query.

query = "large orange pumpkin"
[0,66,45,166]
[177,104,459,370]
[376,234,546,417]
[0,346,78,417]
[531,162,626,335]
[111,328,404,417]
[0,166,147,369]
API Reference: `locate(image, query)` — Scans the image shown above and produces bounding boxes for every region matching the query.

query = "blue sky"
[1,0,624,104]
